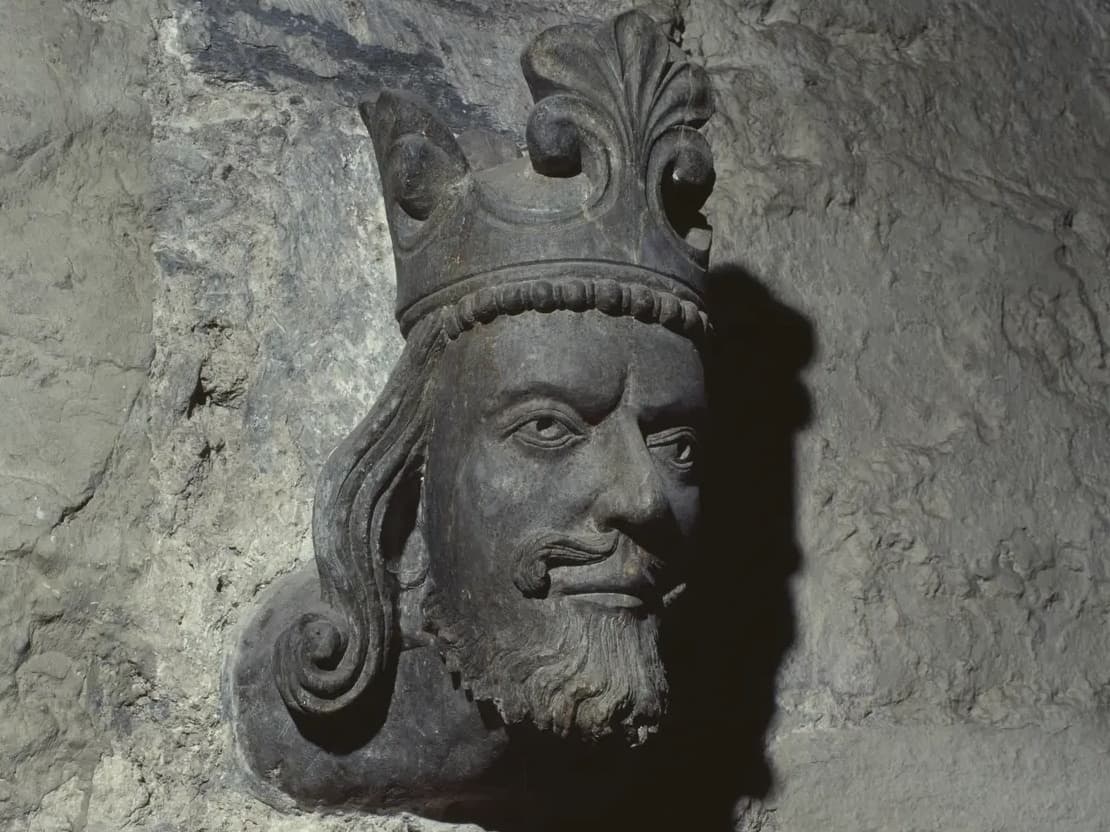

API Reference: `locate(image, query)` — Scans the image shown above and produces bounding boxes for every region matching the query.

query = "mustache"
[512,531,620,598]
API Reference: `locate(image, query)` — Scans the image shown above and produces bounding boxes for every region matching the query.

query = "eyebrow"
[636,398,709,434]
[486,377,625,422]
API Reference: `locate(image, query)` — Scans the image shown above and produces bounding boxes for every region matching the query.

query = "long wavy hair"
[273,313,446,720]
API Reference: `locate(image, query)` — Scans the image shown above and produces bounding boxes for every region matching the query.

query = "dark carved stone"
[229,11,803,828]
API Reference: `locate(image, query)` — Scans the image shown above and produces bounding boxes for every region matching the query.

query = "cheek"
[665,481,700,539]
[461,439,596,530]
[437,440,597,600]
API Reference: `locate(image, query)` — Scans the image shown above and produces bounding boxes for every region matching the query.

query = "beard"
[423,585,669,747]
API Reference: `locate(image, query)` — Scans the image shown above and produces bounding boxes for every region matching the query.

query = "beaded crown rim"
[431,273,712,342]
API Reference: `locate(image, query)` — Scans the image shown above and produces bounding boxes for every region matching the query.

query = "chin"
[424,589,669,746]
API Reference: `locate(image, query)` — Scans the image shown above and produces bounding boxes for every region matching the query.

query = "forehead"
[440,309,705,417]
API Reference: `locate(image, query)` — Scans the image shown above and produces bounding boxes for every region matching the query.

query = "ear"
[380,469,432,647]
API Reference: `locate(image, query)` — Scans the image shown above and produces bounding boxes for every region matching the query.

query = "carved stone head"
[233,9,719,819]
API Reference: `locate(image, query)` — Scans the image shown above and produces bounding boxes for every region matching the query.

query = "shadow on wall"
[694,262,813,825]
[553,263,815,832]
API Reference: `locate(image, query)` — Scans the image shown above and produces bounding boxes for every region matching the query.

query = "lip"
[544,542,672,612]
[553,572,662,611]
[563,591,646,610]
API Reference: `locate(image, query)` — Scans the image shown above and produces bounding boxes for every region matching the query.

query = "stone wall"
[1,0,1107,830]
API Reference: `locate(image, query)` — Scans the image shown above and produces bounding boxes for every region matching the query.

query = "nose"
[591,419,669,534]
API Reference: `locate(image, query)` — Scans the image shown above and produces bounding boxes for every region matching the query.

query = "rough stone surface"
[1,0,1107,830]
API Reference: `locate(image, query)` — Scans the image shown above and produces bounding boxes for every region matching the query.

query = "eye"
[647,428,699,472]
[672,436,696,465]
[509,413,583,450]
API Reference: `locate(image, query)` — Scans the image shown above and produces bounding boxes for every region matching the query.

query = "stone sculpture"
[231,9,722,825]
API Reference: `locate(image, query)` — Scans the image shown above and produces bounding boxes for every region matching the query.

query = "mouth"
[552,565,665,612]
[518,533,682,612]
[513,532,621,598]
[562,590,648,610]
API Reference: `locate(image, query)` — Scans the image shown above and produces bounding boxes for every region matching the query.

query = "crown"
[359,10,716,338]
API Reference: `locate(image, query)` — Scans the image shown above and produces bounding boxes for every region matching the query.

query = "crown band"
[399,260,705,336]
[424,272,711,343]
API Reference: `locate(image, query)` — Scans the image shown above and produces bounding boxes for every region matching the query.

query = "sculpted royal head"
[231,9,720,821]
